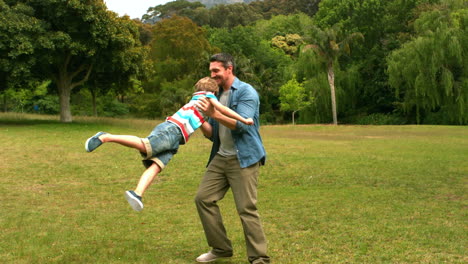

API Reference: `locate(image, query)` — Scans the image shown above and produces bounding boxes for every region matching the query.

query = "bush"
[423,108,467,125]
[71,90,129,117]
[100,99,129,117]
[355,113,406,125]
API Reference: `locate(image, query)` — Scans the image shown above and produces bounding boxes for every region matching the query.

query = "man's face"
[209,61,232,88]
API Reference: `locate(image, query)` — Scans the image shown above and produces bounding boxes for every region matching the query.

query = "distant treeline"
[1,0,466,124]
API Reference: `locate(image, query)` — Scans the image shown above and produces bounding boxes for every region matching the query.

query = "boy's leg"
[134,162,161,196]
[99,134,146,153]
[126,162,161,212]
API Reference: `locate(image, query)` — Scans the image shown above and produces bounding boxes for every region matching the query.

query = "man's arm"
[209,98,253,125]
[200,121,213,139]
[197,97,237,130]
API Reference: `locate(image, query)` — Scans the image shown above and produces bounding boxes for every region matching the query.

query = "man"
[194,53,270,264]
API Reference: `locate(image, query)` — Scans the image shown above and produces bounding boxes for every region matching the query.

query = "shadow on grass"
[0,119,61,126]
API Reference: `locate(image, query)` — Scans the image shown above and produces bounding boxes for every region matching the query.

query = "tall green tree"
[304,24,363,124]
[142,0,204,23]
[150,15,211,82]
[249,0,321,19]
[207,24,292,123]
[313,0,440,119]
[1,0,148,122]
[208,3,262,28]
[387,0,467,124]
[0,1,45,91]
[254,13,314,41]
[130,15,212,118]
[279,76,312,124]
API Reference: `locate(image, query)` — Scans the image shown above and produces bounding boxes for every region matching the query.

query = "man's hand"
[196,97,216,117]
[197,96,237,130]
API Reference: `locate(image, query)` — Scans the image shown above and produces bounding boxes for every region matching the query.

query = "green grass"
[1,113,466,263]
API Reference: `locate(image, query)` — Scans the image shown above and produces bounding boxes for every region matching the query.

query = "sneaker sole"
[85,132,104,152]
[196,254,231,263]
[125,191,143,212]
[196,259,217,263]
[84,137,93,152]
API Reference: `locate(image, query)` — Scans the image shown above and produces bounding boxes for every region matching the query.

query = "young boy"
[85,77,252,212]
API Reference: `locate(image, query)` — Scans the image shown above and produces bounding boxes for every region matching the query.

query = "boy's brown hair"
[195,77,219,93]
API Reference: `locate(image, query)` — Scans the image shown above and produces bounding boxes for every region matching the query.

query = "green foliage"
[71,89,129,118]
[301,23,364,124]
[129,77,197,119]
[144,0,318,28]
[139,16,212,117]
[387,0,468,124]
[312,0,441,120]
[32,95,60,115]
[0,0,149,122]
[355,113,406,125]
[207,24,293,123]
[150,16,211,82]
[271,34,304,56]
[158,77,197,117]
[3,0,467,125]
[294,44,366,124]
[249,0,321,18]
[253,13,314,40]
[295,51,331,123]
[1,80,59,114]
[279,76,312,124]
[0,0,47,89]
[144,0,204,22]
[209,3,263,28]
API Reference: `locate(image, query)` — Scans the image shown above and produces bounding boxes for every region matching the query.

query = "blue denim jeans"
[141,121,183,170]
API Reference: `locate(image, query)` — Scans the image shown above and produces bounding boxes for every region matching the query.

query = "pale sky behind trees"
[105,0,174,19]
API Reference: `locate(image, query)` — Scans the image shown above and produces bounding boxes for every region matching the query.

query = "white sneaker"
[125,190,143,212]
[195,252,220,263]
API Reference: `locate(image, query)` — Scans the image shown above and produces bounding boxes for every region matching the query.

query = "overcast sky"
[104,0,174,19]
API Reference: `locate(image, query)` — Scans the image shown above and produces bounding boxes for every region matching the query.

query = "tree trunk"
[327,62,338,125]
[55,54,93,123]
[3,93,6,112]
[90,88,97,117]
[58,79,73,123]
[292,110,297,125]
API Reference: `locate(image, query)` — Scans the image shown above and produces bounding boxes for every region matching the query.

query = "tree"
[249,0,321,19]
[207,24,293,123]
[304,24,363,124]
[1,0,148,122]
[129,16,211,118]
[85,16,151,117]
[142,0,204,23]
[387,0,467,124]
[279,76,312,124]
[0,1,45,91]
[312,0,439,119]
[271,34,304,56]
[208,3,262,28]
[150,15,211,81]
[253,13,314,40]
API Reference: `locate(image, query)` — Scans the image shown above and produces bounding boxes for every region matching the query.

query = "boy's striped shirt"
[167,91,217,143]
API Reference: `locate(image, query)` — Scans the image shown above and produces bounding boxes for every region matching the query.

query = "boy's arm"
[208,98,253,125]
[196,97,237,130]
[199,121,213,139]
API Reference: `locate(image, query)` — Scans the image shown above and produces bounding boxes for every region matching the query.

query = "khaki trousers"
[195,154,270,264]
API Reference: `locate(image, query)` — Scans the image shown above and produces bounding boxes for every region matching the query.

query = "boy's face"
[209,61,232,88]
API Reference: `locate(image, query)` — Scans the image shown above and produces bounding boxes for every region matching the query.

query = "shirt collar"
[220,77,239,94]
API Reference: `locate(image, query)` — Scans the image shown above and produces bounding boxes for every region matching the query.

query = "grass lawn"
[0,113,466,263]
